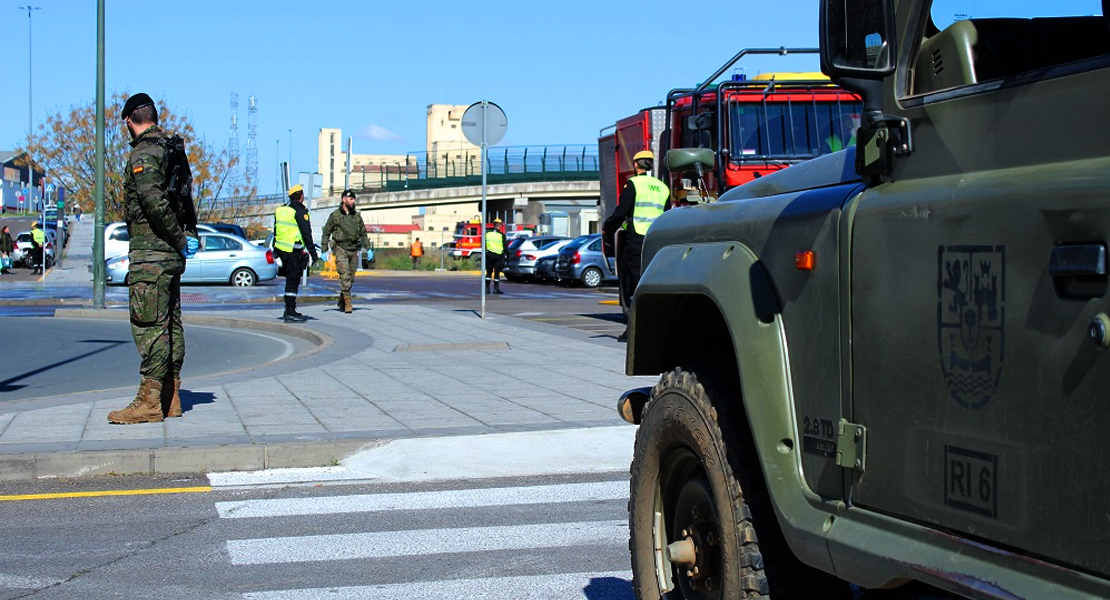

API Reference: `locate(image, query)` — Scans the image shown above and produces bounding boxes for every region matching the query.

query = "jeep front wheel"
[629,367,849,600]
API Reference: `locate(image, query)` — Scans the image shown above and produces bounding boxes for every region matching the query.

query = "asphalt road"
[0,317,315,402]
[0,470,634,600]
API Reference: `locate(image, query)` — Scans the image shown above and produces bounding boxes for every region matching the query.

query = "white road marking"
[241,571,633,600]
[208,426,636,487]
[226,519,627,565]
[0,573,64,589]
[233,328,296,362]
[216,480,626,519]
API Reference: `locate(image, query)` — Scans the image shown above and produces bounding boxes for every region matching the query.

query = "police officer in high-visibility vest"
[602,150,669,342]
[274,184,318,322]
[30,221,46,274]
[484,218,507,295]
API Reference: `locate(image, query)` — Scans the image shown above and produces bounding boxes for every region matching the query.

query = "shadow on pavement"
[180,389,217,414]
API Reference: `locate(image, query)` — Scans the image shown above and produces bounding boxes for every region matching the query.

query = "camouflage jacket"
[125,126,187,260]
[322,205,369,253]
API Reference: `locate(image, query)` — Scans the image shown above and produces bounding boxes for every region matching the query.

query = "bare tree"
[18,92,252,222]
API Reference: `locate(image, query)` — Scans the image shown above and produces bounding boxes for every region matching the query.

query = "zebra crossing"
[212,477,634,598]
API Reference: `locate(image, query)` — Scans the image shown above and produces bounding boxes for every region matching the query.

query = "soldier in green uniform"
[321,189,369,314]
[108,93,197,424]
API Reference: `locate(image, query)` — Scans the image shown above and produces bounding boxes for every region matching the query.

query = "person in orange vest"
[410,237,424,269]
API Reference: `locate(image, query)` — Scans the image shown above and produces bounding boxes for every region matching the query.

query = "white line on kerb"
[241,570,633,600]
[226,519,627,565]
[216,480,627,519]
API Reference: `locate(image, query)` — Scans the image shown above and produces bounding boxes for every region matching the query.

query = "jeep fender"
[627,240,840,575]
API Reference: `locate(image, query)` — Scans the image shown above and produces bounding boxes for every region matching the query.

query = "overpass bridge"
[214,145,602,239]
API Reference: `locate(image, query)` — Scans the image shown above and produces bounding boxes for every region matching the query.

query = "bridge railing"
[338,145,599,195]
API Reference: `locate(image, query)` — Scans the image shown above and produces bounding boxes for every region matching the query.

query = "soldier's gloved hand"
[183,235,200,259]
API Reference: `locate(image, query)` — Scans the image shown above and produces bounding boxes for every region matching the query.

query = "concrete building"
[317,128,411,197]
[425,104,481,177]
[0,151,44,213]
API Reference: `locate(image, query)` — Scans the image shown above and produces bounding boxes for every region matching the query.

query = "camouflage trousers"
[333,246,359,293]
[128,256,185,382]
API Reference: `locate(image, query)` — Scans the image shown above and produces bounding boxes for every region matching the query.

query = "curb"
[0,439,376,481]
[53,308,333,349]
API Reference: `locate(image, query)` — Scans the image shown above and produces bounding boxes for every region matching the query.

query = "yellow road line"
[0,486,211,502]
[598,300,620,305]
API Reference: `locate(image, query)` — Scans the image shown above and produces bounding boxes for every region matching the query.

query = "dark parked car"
[533,255,559,282]
[554,234,617,288]
[201,222,248,239]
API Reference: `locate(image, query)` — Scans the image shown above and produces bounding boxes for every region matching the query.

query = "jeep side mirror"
[820,0,896,77]
[819,0,897,115]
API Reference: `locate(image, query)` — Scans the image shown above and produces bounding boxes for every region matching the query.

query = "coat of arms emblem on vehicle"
[938,245,1005,409]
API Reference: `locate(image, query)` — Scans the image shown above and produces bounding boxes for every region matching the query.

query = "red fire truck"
[449,218,537,259]
[599,48,862,215]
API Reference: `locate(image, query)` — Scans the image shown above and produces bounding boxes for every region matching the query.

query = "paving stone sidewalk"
[0,302,646,480]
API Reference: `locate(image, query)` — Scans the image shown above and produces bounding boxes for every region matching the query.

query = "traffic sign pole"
[461,101,507,321]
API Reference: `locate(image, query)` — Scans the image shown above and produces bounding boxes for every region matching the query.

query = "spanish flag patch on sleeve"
[132,165,144,174]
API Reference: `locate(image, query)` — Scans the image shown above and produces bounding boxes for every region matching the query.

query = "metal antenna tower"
[229,92,241,187]
[245,94,259,192]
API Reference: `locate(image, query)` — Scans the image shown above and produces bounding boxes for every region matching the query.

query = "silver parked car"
[104,232,277,286]
[503,235,570,282]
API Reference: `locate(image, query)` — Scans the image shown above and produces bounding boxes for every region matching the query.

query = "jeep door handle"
[1050,244,1106,277]
[228,254,238,258]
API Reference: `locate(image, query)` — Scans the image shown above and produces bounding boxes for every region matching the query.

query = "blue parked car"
[554,234,617,288]
[105,232,278,287]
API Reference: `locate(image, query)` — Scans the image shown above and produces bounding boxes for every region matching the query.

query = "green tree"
[18,92,252,222]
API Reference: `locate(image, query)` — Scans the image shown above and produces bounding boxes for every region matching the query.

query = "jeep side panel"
[848,3,1110,579]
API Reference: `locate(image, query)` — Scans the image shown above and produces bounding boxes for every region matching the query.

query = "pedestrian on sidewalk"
[322,189,368,314]
[410,237,423,269]
[74,205,82,224]
[29,221,45,274]
[0,226,14,274]
[108,92,199,425]
[274,184,318,322]
[484,219,506,295]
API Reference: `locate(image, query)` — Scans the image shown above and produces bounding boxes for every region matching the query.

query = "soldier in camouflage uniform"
[108,93,196,424]
[321,189,369,314]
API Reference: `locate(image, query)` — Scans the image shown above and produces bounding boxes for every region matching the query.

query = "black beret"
[121,92,155,120]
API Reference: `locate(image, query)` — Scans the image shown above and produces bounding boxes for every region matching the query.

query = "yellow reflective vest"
[630,176,668,235]
[31,228,45,245]
[273,205,304,252]
[485,230,504,254]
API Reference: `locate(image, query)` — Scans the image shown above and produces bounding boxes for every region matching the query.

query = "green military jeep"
[617,0,1110,598]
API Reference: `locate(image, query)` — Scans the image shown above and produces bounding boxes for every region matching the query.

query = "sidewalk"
[0,223,644,480]
[0,303,642,481]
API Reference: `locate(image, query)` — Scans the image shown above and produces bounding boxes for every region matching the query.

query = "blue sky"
[4,1,1098,195]
[1,0,829,194]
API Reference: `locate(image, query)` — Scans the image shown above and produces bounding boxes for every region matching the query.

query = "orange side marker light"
[795,251,816,271]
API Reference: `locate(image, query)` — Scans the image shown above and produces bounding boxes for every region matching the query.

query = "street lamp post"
[17,5,42,140]
[287,129,292,175]
[275,139,281,193]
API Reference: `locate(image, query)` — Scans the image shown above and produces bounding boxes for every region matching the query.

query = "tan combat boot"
[108,379,165,424]
[343,292,353,314]
[165,378,182,418]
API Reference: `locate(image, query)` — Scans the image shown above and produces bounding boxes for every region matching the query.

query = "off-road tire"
[629,366,850,600]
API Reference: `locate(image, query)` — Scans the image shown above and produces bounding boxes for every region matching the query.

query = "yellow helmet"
[287,184,304,197]
[493,218,502,224]
[633,150,654,161]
